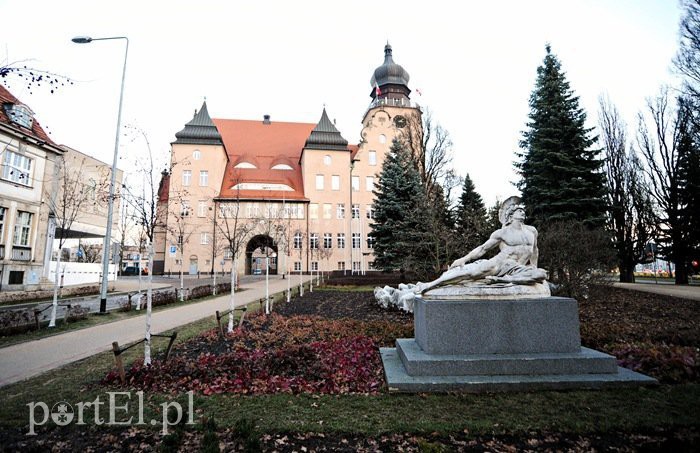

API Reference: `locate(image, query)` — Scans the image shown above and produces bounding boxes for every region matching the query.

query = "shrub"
[0,309,35,335]
[612,342,699,384]
[538,220,616,299]
[65,305,89,322]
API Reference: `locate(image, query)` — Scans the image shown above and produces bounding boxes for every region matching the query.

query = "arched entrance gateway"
[245,235,278,275]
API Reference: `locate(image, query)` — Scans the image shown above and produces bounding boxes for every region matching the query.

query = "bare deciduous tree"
[636,89,695,284]
[599,95,656,282]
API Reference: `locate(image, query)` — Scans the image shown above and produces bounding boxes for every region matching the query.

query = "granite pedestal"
[381,296,656,392]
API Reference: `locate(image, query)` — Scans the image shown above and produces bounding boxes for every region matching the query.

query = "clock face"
[394,115,407,128]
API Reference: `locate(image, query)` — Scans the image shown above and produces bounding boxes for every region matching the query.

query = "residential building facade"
[154,44,422,276]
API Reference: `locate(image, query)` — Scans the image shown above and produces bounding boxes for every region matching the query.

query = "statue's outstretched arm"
[450,232,501,269]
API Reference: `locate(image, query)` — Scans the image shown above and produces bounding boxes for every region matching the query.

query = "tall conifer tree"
[454,174,488,255]
[516,45,607,228]
[371,139,428,272]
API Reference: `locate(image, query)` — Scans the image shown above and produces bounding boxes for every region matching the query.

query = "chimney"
[263,114,271,125]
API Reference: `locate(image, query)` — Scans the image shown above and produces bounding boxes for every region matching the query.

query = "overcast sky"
[1,0,683,206]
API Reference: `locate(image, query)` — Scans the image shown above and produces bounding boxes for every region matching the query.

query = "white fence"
[48,261,118,286]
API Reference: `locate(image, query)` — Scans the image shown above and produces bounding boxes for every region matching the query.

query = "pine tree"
[454,174,488,255]
[516,45,607,228]
[371,139,429,273]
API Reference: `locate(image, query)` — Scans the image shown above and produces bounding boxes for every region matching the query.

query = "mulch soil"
[3,285,699,452]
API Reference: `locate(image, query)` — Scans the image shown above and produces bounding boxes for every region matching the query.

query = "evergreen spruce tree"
[454,174,488,255]
[371,139,429,273]
[485,200,502,235]
[516,45,607,228]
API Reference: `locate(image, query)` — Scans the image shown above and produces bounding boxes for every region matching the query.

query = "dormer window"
[3,103,34,129]
[271,163,293,170]
[234,162,257,169]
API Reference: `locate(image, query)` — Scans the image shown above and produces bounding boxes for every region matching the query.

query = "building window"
[368,150,377,166]
[367,236,376,249]
[331,175,340,191]
[294,261,302,271]
[352,204,360,219]
[0,207,5,241]
[366,176,374,192]
[352,233,361,249]
[180,200,191,217]
[198,201,208,217]
[13,211,32,246]
[323,203,332,219]
[309,233,319,249]
[182,170,191,186]
[4,104,33,128]
[311,261,319,271]
[199,170,208,186]
[193,149,201,160]
[316,174,324,190]
[352,261,361,272]
[323,233,332,248]
[2,150,32,186]
[378,134,387,144]
[336,203,345,219]
[337,233,345,249]
[200,232,209,245]
[223,248,233,260]
[323,155,331,166]
[352,175,359,191]
[293,232,302,249]
[337,261,346,271]
[8,270,24,284]
[309,204,318,219]
[366,204,375,220]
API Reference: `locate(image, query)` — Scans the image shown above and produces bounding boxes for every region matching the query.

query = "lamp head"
[72,36,93,44]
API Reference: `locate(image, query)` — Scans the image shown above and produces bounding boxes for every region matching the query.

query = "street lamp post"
[72,35,129,313]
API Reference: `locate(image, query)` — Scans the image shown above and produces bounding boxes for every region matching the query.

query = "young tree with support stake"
[215,184,255,332]
[46,154,108,327]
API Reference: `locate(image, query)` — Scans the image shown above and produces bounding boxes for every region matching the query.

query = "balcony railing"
[366,97,421,113]
[11,246,31,261]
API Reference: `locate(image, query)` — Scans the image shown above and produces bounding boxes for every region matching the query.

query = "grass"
[1,290,698,438]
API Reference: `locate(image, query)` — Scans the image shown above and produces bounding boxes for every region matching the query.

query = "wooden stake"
[164,332,178,363]
[112,341,125,384]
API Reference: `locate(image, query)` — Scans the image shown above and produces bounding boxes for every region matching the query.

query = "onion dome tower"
[370,43,411,104]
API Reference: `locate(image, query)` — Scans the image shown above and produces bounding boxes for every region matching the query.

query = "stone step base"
[396,338,618,376]
[381,348,657,393]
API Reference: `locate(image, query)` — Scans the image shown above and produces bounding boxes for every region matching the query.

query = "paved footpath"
[613,281,700,301]
[0,276,310,388]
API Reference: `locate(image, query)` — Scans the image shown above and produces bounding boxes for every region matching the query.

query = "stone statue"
[415,196,547,293]
[375,196,549,311]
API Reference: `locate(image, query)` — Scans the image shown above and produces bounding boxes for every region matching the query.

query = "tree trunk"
[618,264,636,283]
[48,253,63,327]
[228,258,236,333]
[144,244,154,366]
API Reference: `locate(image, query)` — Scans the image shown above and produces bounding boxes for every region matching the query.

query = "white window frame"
[316,174,324,190]
[336,203,345,219]
[367,236,376,249]
[193,149,201,160]
[366,176,374,192]
[180,200,191,217]
[366,204,375,220]
[323,203,332,219]
[0,207,5,242]
[352,204,360,219]
[337,261,346,271]
[182,170,192,186]
[331,175,340,191]
[2,150,32,186]
[352,233,361,249]
[198,201,208,217]
[311,261,319,271]
[337,233,345,249]
[13,211,32,246]
[294,261,302,271]
[323,233,332,248]
[310,233,319,249]
[352,175,359,191]
[293,232,303,249]
[309,204,319,219]
[200,232,209,245]
[368,150,377,166]
[199,170,209,186]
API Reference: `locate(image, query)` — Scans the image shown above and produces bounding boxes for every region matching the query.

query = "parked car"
[122,266,147,276]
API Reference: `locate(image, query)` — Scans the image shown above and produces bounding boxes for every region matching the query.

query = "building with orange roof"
[154,44,423,278]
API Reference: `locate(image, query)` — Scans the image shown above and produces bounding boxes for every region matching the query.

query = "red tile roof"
[213,119,315,202]
[0,84,56,145]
